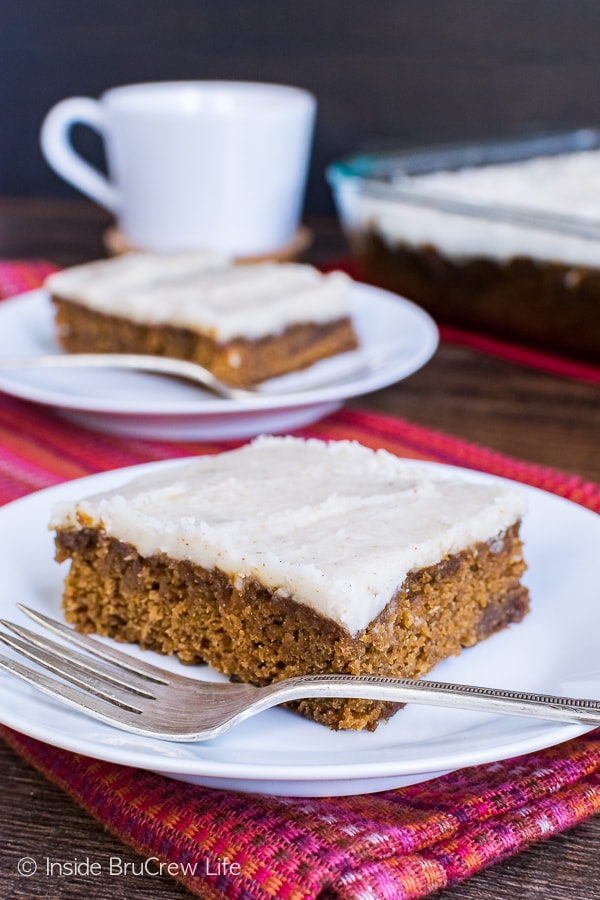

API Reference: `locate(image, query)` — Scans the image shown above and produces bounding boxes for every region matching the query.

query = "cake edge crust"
[52,296,359,386]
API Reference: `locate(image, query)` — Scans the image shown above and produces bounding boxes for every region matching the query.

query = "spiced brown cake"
[45,252,358,387]
[50,437,530,732]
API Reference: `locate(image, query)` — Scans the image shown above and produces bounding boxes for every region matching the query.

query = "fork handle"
[261,674,600,727]
[0,353,251,399]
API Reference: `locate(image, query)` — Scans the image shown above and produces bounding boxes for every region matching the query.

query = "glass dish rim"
[326,127,600,240]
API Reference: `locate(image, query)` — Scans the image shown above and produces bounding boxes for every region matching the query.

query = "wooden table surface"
[1,198,599,900]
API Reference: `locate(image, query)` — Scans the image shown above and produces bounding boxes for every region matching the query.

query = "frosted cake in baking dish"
[336,149,600,361]
[45,252,358,387]
[51,436,529,731]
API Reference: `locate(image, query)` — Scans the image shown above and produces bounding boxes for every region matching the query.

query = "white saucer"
[0,283,438,440]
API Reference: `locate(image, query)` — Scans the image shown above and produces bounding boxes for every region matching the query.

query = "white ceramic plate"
[0,284,438,441]
[0,459,599,797]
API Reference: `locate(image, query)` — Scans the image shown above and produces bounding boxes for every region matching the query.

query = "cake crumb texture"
[56,523,528,731]
[47,256,358,386]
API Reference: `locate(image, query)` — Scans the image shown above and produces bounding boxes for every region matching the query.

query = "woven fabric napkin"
[1,262,600,899]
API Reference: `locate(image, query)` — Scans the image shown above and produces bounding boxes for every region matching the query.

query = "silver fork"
[0,351,380,401]
[2,605,600,742]
[0,354,271,401]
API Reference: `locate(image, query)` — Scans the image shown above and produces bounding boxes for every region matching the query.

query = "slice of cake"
[45,252,358,387]
[50,437,529,732]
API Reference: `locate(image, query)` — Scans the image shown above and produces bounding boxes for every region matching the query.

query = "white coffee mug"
[40,81,317,256]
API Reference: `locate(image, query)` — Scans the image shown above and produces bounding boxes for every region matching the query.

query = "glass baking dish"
[327,129,600,362]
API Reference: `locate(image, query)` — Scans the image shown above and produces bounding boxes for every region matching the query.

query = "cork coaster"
[103,224,313,263]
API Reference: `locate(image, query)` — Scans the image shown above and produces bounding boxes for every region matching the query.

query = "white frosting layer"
[51,436,527,636]
[46,253,351,341]
[344,150,600,266]
[46,249,229,294]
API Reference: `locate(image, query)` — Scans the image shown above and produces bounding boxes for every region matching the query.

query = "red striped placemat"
[0,261,600,899]
[438,324,600,385]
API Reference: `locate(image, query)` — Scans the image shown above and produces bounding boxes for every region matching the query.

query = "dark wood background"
[4,0,600,215]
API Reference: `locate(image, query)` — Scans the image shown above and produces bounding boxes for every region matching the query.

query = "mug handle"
[40,97,119,212]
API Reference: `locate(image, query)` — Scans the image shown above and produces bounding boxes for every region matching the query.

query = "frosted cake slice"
[45,252,358,387]
[51,436,529,731]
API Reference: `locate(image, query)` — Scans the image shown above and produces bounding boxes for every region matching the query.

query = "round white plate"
[0,459,599,797]
[0,284,438,440]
